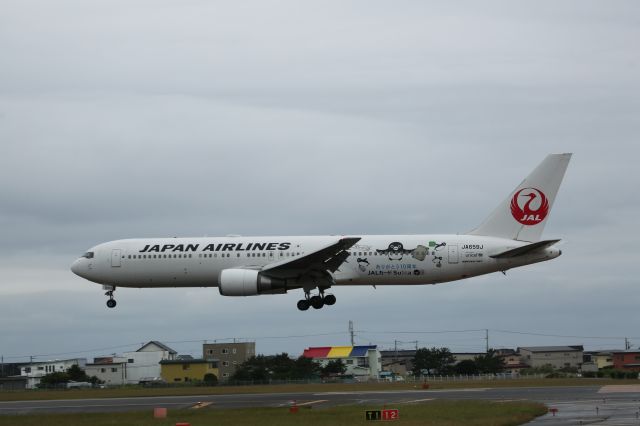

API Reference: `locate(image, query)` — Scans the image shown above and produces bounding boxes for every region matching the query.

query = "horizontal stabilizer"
[490,239,561,259]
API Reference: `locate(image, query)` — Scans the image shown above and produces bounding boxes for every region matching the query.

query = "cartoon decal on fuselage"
[377,242,416,261]
[411,245,429,261]
[357,257,370,272]
[429,241,446,268]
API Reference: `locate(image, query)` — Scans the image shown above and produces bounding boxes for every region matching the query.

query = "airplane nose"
[70,259,84,277]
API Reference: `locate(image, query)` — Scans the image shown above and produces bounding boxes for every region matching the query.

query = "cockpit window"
[82,252,94,259]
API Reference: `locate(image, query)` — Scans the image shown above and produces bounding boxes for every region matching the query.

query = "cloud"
[0,0,638,361]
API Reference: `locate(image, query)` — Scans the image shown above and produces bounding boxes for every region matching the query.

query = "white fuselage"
[70,234,560,290]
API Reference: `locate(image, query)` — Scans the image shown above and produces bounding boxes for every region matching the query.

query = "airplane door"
[448,245,459,264]
[111,249,122,267]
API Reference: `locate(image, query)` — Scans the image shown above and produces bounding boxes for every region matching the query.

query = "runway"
[2,385,640,425]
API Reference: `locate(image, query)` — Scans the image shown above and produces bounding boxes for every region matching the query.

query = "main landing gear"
[105,287,117,308]
[297,289,336,311]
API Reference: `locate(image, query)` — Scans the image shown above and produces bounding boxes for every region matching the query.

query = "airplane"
[71,153,571,311]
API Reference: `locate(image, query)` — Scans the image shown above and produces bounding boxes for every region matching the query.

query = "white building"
[122,341,177,384]
[85,357,129,386]
[302,345,381,380]
[20,358,87,389]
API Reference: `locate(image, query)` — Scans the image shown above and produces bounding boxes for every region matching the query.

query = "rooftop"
[159,358,218,365]
[137,341,177,354]
[303,346,377,359]
[518,346,584,353]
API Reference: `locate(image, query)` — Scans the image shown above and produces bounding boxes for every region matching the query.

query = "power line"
[492,329,640,340]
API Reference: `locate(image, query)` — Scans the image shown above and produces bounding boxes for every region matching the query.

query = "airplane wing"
[489,239,561,259]
[261,237,360,280]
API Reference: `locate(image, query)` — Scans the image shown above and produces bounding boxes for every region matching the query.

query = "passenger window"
[189,254,192,258]
[237,253,240,257]
[128,255,131,259]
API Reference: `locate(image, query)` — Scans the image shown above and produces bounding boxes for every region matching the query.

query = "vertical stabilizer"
[468,153,572,242]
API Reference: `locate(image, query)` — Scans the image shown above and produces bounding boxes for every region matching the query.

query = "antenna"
[349,320,355,346]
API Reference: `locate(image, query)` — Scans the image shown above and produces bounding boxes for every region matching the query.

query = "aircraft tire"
[310,295,324,309]
[323,294,336,305]
[297,300,310,311]
[106,299,117,308]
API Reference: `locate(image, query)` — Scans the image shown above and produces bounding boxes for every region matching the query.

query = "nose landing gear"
[105,287,117,308]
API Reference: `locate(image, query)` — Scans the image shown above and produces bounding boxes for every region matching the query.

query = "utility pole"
[349,320,355,346]
[485,329,489,353]
[394,340,398,359]
[625,338,631,350]
[414,341,418,351]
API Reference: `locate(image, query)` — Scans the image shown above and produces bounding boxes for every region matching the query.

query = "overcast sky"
[1,1,639,362]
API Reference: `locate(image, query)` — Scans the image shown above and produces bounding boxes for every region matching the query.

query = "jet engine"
[218,269,287,296]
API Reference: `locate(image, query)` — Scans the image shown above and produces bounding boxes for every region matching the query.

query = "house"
[380,349,416,376]
[202,342,255,381]
[122,341,177,384]
[85,357,129,386]
[612,350,640,372]
[518,346,584,370]
[498,351,529,374]
[19,358,87,389]
[302,346,381,379]
[160,359,219,383]
[583,351,615,371]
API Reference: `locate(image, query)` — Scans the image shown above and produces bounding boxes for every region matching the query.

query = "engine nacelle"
[218,269,287,296]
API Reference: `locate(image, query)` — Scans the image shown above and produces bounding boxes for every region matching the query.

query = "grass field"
[0,377,631,402]
[0,400,548,426]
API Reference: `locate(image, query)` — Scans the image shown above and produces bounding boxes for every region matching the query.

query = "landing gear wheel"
[323,294,336,306]
[106,299,117,308]
[310,295,324,309]
[297,299,310,311]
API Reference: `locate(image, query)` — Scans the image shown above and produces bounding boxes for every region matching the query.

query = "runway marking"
[402,398,435,404]
[314,389,488,396]
[0,402,188,411]
[296,400,328,407]
[190,402,213,409]
[599,385,640,393]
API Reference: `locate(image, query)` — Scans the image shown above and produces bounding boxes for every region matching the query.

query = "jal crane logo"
[510,187,549,225]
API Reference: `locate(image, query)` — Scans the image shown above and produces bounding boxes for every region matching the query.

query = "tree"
[38,372,69,388]
[474,349,504,374]
[455,359,479,375]
[412,347,455,376]
[292,356,321,379]
[37,364,98,388]
[231,355,271,382]
[67,364,90,382]
[321,359,346,378]
[202,373,218,386]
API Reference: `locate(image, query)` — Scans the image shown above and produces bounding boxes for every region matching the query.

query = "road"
[2,384,640,424]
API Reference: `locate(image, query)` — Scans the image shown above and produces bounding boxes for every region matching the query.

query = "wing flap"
[261,237,360,279]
